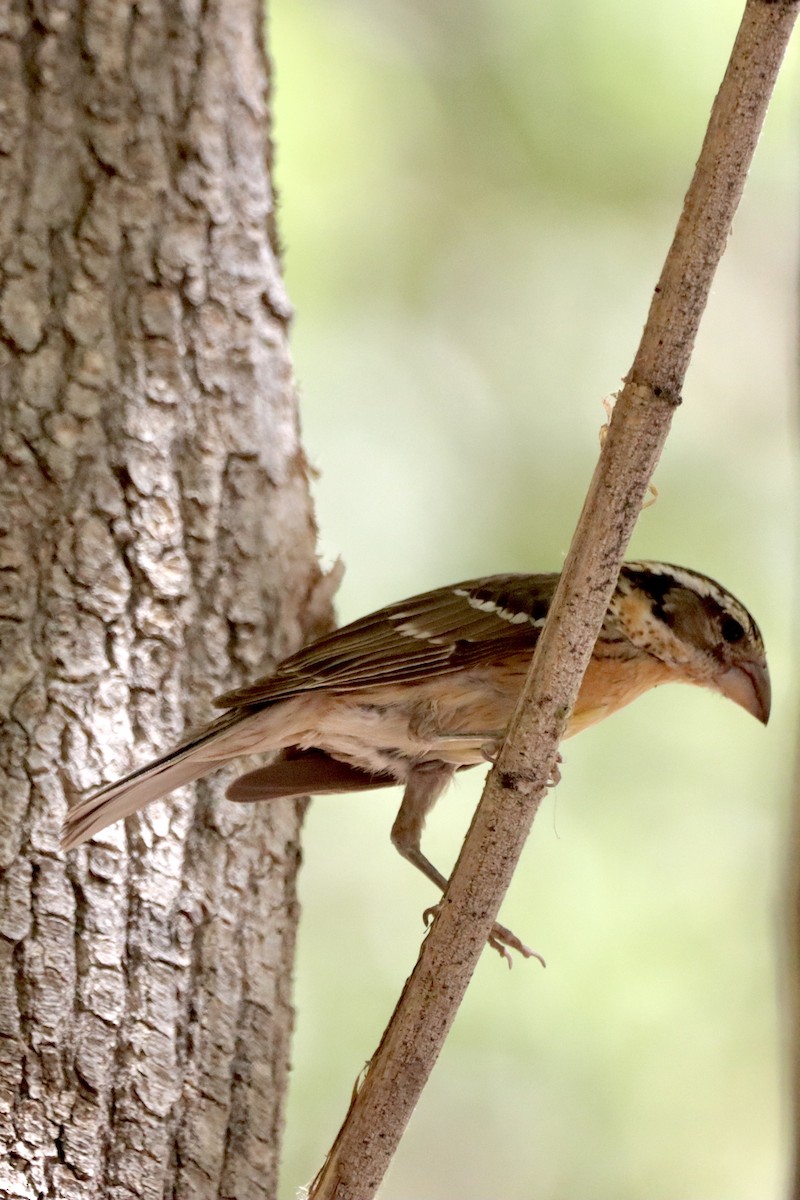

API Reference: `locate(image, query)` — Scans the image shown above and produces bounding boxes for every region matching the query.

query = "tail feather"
[62,710,246,850]
[62,755,208,849]
[62,693,324,849]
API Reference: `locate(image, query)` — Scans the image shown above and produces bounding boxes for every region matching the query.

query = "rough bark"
[0,3,328,1198]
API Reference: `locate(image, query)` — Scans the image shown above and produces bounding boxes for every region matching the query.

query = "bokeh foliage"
[271,2,798,1195]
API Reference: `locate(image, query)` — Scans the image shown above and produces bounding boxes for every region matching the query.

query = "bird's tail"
[62,710,257,850]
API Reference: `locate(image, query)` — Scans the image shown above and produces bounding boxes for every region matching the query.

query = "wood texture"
[0,3,331,1197]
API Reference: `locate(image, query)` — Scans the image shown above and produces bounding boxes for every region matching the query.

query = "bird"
[62,561,770,960]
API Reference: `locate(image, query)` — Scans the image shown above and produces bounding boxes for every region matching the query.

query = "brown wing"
[214,572,559,710]
[226,750,398,801]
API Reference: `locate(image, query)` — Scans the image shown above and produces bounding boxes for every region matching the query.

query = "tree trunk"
[0,4,328,1197]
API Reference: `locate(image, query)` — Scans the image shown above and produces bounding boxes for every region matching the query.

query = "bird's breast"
[277,652,676,776]
[568,653,676,735]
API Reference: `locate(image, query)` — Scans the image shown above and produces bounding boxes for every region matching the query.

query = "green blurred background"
[269,2,798,1195]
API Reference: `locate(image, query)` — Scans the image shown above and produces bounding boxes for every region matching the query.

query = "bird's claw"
[488,920,546,969]
[547,753,563,788]
[480,738,502,765]
[422,904,545,969]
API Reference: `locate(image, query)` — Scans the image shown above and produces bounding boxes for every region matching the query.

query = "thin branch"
[308,3,799,1197]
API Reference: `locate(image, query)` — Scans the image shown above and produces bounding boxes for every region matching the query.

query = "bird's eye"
[720,615,745,644]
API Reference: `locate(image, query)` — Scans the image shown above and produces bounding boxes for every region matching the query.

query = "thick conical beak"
[715,659,771,725]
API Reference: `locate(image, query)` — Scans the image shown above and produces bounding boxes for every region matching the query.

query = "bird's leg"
[391,762,542,966]
[423,728,507,765]
[390,761,454,889]
[432,729,506,746]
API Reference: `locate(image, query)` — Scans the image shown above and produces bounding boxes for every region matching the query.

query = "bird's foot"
[547,753,563,788]
[422,904,545,969]
[480,737,503,765]
[488,919,546,969]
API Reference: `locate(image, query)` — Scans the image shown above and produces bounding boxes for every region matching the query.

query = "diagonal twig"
[308,4,799,1196]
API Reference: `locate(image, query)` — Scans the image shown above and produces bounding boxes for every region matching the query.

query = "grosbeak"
[63,562,769,957]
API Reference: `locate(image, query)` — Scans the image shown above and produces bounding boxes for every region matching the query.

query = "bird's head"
[608,562,770,725]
